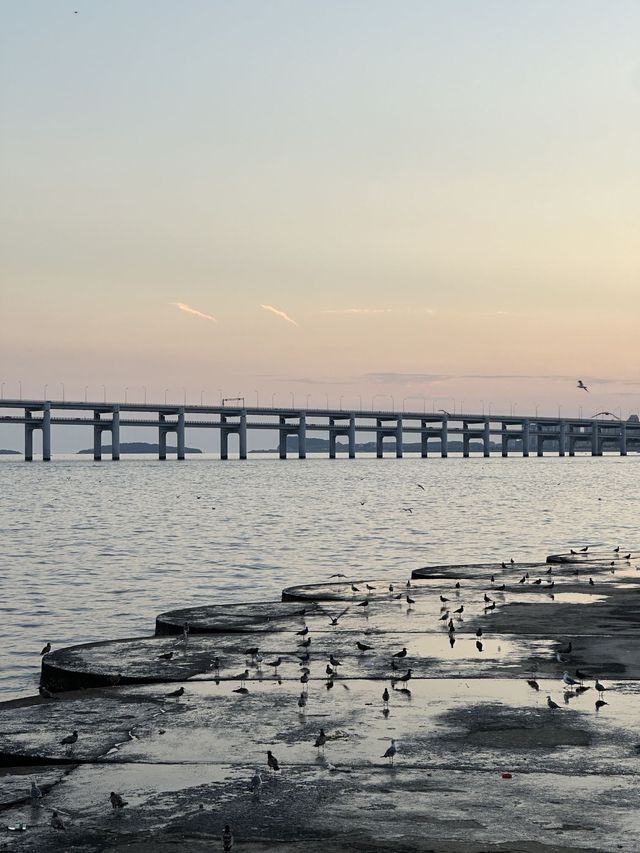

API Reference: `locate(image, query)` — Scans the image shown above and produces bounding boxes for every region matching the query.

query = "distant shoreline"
[77,441,202,455]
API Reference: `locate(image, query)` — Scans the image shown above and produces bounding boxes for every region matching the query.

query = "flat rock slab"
[2,679,640,852]
[0,692,163,766]
[155,601,319,635]
[547,550,636,564]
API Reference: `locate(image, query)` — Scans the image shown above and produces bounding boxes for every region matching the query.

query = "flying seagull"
[577,380,589,392]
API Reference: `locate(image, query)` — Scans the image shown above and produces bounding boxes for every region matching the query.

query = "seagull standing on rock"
[110,792,128,811]
[40,643,51,656]
[50,810,66,830]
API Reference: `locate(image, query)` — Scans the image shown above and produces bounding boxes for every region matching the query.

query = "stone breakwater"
[1,548,640,852]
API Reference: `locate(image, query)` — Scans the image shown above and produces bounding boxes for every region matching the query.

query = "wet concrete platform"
[3,550,640,851]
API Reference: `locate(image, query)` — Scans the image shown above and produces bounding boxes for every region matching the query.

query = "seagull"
[299,637,311,648]
[233,686,249,695]
[563,671,580,687]
[297,692,307,712]
[416,483,425,490]
[393,668,412,685]
[266,657,282,672]
[476,640,483,652]
[393,648,408,659]
[351,584,360,592]
[382,739,397,764]
[580,546,589,552]
[527,679,540,691]
[575,669,589,682]
[158,651,174,660]
[244,646,259,658]
[60,731,78,746]
[110,792,128,811]
[267,750,280,772]
[30,780,42,801]
[559,641,572,654]
[166,686,184,698]
[454,605,464,614]
[314,728,328,752]
[483,594,493,603]
[589,578,594,586]
[439,611,449,621]
[614,546,620,553]
[440,595,449,603]
[329,573,347,578]
[388,584,394,592]
[595,699,608,710]
[577,380,589,392]
[476,628,483,637]
[251,769,262,796]
[357,600,369,608]
[595,679,606,695]
[518,576,526,584]
[356,641,373,652]
[366,584,376,592]
[327,607,350,625]
[329,655,342,668]
[547,696,560,711]
[300,672,310,690]
[236,669,249,687]
[296,626,309,636]
[326,664,335,677]
[51,810,66,830]
[382,687,390,707]
[40,643,51,656]
[406,594,415,605]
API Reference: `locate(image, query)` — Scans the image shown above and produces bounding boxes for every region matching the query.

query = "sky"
[2,0,640,443]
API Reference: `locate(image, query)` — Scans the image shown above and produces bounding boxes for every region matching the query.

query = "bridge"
[0,399,636,461]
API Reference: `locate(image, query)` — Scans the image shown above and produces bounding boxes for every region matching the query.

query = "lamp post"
[271,392,277,407]
[44,384,48,400]
[218,389,223,405]
[61,382,65,402]
[143,386,147,405]
[306,394,311,408]
[290,392,295,408]
[0,382,4,399]
[182,388,187,406]
[84,386,88,403]
[200,390,205,406]
[164,389,168,405]
[325,393,329,409]
[339,395,344,410]
[254,390,259,406]
[19,380,22,400]
[101,384,106,403]
[358,394,363,411]
[124,387,128,404]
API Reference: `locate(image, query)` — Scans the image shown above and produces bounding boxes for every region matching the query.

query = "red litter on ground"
[501,773,513,779]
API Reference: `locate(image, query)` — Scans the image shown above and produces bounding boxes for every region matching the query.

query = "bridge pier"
[158,413,168,460]
[558,421,566,457]
[592,421,601,456]
[375,420,383,458]
[537,427,544,457]
[620,423,627,456]
[501,424,508,457]
[93,412,103,461]
[395,418,403,459]
[522,419,530,457]
[348,416,356,459]
[298,414,306,459]
[279,417,288,459]
[463,422,470,458]
[176,410,185,460]
[483,420,490,457]
[239,410,247,460]
[111,406,120,461]
[24,411,33,462]
[440,418,448,458]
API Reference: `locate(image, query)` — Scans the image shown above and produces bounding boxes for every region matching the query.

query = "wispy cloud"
[260,304,298,326]
[321,307,434,315]
[173,302,217,322]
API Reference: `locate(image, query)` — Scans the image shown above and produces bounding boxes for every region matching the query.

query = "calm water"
[0,454,637,699]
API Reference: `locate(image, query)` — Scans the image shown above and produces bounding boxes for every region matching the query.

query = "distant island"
[251,437,503,454]
[78,442,202,455]
[0,448,20,455]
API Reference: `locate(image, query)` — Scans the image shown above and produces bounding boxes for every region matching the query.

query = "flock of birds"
[30,543,631,829]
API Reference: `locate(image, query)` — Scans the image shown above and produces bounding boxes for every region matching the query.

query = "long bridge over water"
[0,399,636,461]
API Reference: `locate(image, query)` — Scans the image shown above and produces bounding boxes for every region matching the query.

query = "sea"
[0,453,637,700]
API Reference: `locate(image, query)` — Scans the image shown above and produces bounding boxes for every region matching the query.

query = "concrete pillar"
[111,405,120,461]
[501,423,508,458]
[421,420,428,458]
[569,426,576,457]
[440,417,448,458]
[329,418,336,459]
[483,419,490,457]
[297,414,306,460]
[93,412,102,461]
[537,427,544,457]
[395,418,403,459]
[42,404,51,462]
[620,422,627,457]
[239,410,248,460]
[558,421,566,457]
[279,416,287,459]
[522,419,530,457]
[463,422,470,458]
[591,421,600,456]
[159,428,167,461]
[348,416,356,459]
[220,429,229,460]
[24,411,33,462]
[376,419,383,458]
[177,410,185,460]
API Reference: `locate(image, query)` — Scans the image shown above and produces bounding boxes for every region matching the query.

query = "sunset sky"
[2,0,640,434]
